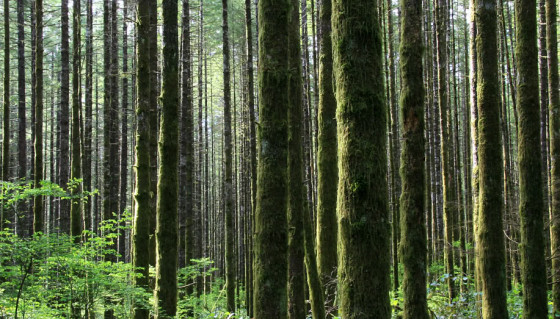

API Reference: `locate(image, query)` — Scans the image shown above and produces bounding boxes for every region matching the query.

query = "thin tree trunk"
[70,0,82,240]
[60,0,70,233]
[33,0,44,234]
[154,0,179,316]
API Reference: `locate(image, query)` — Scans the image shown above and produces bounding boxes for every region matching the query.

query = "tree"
[83,0,93,234]
[33,0,44,234]
[435,0,456,301]
[17,0,26,181]
[132,0,152,317]
[474,0,509,314]
[398,0,429,316]
[3,0,9,182]
[287,0,305,317]
[60,0,70,233]
[70,0,82,239]
[332,0,390,316]
[548,0,560,311]
[154,0,179,316]
[222,0,236,312]
[515,0,549,314]
[253,0,290,316]
[316,0,338,305]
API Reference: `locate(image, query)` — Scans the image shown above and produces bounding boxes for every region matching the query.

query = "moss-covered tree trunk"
[253,0,290,317]
[154,0,179,316]
[222,0,236,312]
[2,0,9,183]
[548,0,560,311]
[316,0,338,308]
[244,0,256,314]
[435,0,456,301]
[398,0,429,317]
[287,0,305,317]
[33,0,44,234]
[332,0,390,316]
[70,0,82,240]
[515,0,548,315]
[474,0,509,315]
[132,0,152,317]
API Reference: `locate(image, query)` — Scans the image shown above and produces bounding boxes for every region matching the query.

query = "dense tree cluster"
[0,0,558,317]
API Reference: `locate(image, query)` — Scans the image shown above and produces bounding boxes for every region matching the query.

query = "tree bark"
[253,0,290,316]
[332,0,391,316]
[515,0,549,314]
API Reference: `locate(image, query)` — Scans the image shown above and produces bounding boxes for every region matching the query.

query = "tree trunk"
[332,0,390,316]
[60,0,70,233]
[154,0,179,316]
[287,0,305,317]
[253,0,290,316]
[222,0,236,312]
[70,0,82,240]
[83,0,93,234]
[3,0,9,183]
[399,0,429,316]
[316,0,338,309]
[33,0,44,234]
[474,0,509,315]
[132,0,152,317]
[515,0,549,314]
[548,0,560,310]
[17,0,26,181]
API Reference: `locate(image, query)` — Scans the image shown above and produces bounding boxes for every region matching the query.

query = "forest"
[0,0,558,317]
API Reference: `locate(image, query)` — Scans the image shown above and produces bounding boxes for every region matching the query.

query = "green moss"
[332,0,391,317]
[473,0,509,316]
[253,0,290,317]
[398,0,429,317]
[515,0,548,315]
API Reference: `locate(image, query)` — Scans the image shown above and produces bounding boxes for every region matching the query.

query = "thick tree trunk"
[474,0,509,315]
[515,0,549,315]
[399,0,429,316]
[253,0,290,316]
[332,0,390,316]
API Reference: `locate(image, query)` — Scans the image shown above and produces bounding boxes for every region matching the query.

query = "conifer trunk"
[547,0,560,310]
[332,0,390,316]
[253,0,290,316]
[132,0,152,317]
[474,0,509,314]
[316,0,338,306]
[17,0,26,181]
[287,0,305,317]
[70,0,82,239]
[399,0,429,316]
[33,0,44,234]
[222,0,236,312]
[154,0,179,316]
[515,0,548,314]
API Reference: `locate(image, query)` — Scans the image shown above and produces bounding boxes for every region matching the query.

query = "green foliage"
[177,259,248,319]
